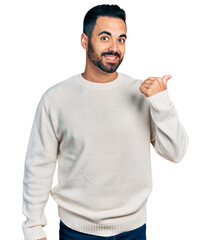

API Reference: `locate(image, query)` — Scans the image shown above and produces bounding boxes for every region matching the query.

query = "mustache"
[102,52,120,58]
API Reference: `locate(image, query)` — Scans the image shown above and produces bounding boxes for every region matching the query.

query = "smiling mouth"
[104,55,118,62]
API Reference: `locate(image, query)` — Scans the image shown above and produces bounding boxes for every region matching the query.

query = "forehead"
[93,16,127,36]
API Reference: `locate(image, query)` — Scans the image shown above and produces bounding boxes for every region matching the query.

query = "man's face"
[87,16,127,73]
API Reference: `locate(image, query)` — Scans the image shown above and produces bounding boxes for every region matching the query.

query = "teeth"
[106,56,116,60]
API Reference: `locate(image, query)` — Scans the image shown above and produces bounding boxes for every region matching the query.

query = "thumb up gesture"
[139,75,172,97]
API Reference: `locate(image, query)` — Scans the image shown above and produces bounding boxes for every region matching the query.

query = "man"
[22,4,189,240]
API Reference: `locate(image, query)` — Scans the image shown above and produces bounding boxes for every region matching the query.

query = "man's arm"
[140,75,189,163]
[147,89,189,162]
[22,93,59,240]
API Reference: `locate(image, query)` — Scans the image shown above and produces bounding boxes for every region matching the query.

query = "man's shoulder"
[119,72,144,84]
[42,74,79,100]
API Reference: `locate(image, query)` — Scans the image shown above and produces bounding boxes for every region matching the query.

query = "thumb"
[162,75,172,85]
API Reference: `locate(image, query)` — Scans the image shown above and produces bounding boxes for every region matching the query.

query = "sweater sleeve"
[22,93,59,240]
[146,89,189,163]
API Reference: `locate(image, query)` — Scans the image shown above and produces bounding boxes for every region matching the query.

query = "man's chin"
[100,66,118,73]
[101,62,121,73]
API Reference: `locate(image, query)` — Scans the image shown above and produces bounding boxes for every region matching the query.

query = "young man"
[22,4,189,240]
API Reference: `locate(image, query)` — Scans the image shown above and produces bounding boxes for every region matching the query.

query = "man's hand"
[38,238,46,240]
[139,75,172,97]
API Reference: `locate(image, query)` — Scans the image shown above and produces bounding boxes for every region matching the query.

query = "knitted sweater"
[22,72,189,240]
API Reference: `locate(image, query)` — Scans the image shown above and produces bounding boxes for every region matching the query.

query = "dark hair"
[83,4,126,40]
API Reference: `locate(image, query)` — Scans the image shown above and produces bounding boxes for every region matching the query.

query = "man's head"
[81,4,127,73]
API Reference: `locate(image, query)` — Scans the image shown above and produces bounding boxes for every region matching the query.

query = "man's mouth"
[104,55,118,62]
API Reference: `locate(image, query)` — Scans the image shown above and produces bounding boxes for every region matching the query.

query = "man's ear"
[81,33,88,50]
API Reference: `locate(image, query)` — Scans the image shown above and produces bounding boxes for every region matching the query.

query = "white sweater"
[22,72,189,240]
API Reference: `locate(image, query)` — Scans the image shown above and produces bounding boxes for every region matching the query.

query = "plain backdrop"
[0,0,209,239]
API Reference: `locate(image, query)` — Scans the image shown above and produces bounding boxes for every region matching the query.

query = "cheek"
[119,47,125,57]
[93,41,106,53]
[94,47,106,57]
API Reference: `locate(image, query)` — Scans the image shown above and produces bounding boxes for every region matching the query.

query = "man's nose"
[108,40,118,53]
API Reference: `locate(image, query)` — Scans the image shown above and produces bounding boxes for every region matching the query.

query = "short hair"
[83,4,126,40]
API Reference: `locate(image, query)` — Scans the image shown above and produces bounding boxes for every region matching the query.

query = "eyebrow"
[98,31,127,39]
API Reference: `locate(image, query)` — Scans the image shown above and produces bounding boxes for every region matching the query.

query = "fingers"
[139,85,150,97]
[142,79,153,88]
[143,79,153,84]
[140,85,148,90]
[140,75,169,97]
[147,77,162,80]
[140,83,150,89]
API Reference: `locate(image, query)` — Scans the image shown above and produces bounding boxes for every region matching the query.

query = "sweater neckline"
[76,72,122,89]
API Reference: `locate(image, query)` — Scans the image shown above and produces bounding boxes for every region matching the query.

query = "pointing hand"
[139,75,172,97]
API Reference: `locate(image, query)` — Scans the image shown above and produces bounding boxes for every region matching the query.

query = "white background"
[1,0,209,239]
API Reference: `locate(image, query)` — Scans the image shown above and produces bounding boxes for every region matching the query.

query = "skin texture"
[37,15,172,240]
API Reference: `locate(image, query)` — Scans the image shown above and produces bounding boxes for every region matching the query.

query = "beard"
[87,39,124,73]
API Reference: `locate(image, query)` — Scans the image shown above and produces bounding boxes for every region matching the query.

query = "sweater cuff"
[145,89,172,111]
[22,224,47,240]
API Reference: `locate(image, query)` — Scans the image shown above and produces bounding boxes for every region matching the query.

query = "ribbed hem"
[146,89,172,111]
[22,224,47,240]
[76,72,122,89]
[58,204,147,237]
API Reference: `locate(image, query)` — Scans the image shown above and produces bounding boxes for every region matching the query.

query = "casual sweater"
[22,72,189,240]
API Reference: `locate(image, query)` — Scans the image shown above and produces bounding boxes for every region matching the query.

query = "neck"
[82,61,118,83]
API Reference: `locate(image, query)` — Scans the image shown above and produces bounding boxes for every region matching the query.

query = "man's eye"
[101,36,109,41]
[119,38,125,43]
